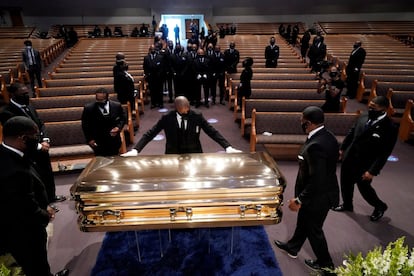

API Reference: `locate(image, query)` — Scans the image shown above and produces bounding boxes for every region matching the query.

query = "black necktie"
[22,106,35,120]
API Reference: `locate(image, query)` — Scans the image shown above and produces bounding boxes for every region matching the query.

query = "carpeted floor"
[91,226,282,276]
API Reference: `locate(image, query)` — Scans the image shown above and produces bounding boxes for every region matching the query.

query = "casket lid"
[71,152,286,195]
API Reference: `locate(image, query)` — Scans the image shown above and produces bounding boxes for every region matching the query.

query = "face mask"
[177,112,188,119]
[24,135,39,157]
[301,122,309,133]
[368,109,385,120]
[97,101,107,109]
[270,41,275,45]
[329,72,338,78]
[14,94,30,105]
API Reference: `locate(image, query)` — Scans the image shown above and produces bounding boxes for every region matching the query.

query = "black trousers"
[287,204,333,267]
[346,71,360,99]
[2,225,51,276]
[33,150,56,203]
[340,160,387,210]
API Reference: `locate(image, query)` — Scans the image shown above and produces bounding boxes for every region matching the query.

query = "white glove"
[203,74,207,79]
[197,74,202,80]
[120,149,138,157]
[225,146,242,153]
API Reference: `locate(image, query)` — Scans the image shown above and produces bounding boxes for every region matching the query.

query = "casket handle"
[169,207,193,221]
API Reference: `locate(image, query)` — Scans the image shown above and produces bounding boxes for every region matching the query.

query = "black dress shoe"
[55,268,69,276]
[305,259,322,271]
[332,204,353,212]
[305,259,336,275]
[220,101,225,105]
[53,195,66,203]
[370,205,388,221]
[274,240,297,259]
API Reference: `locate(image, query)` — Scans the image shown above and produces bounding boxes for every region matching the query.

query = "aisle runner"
[92,226,282,276]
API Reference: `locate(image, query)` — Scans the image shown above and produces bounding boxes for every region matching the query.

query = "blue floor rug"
[91,226,282,276]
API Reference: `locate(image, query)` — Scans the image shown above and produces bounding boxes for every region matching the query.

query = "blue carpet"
[91,226,282,276]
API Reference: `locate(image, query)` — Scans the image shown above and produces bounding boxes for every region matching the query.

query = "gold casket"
[71,152,286,232]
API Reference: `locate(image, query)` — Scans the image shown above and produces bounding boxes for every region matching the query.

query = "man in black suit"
[81,88,126,157]
[121,96,241,156]
[333,96,398,221]
[22,40,43,96]
[0,116,68,276]
[223,41,240,74]
[143,45,166,108]
[193,48,211,107]
[345,40,366,99]
[0,82,65,203]
[113,57,136,111]
[274,106,339,274]
[264,36,280,68]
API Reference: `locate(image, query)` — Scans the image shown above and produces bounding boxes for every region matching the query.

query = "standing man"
[81,88,126,157]
[333,96,398,221]
[22,40,42,96]
[113,57,136,111]
[143,45,166,108]
[209,45,226,105]
[345,40,366,99]
[0,116,68,276]
[224,42,240,74]
[193,48,211,107]
[264,36,280,68]
[121,96,241,156]
[274,106,339,274]
[174,24,180,44]
[0,81,65,203]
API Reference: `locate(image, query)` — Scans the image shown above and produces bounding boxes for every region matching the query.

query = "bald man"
[122,96,240,155]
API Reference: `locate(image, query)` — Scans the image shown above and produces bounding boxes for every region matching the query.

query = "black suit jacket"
[295,128,340,209]
[81,100,126,156]
[134,110,231,154]
[0,145,50,230]
[341,113,398,176]
[223,49,240,73]
[0,102,47,138]
[22,47,42,70]
[113,69,135,104]
[346,47,366,75]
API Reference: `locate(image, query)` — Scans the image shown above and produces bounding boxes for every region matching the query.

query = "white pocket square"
[372,133,380,138]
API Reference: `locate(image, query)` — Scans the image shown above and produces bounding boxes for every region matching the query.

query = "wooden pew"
[238,98,326,137]
[46,120,127,162]
[250,110,360,160]
[398,99,414,142]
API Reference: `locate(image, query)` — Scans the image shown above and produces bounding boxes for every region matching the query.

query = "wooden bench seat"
[46,120,127,162]
[387,90,414,123]
[42,77,139,87]
[230,73,316,81]
[48,70,143,79]
[250,110,360,160]
[38,103,135,143]
[398,99,414,143]
[238,98,327,137]
[370,81,414,103]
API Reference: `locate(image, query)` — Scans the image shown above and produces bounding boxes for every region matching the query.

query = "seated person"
[104,26,112,37]
[93,25,101,37]
[114,26,124,37]
[139,23,149,37]
[131,27,139,37]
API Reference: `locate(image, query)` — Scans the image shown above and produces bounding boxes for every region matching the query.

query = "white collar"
[308,125,324,139]
[2,142,24,157]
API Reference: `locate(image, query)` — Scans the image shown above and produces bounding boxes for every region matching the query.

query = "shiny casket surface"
[71,152,286,232]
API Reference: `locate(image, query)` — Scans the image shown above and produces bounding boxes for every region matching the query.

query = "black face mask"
[353,44,359,49]
[177,112,189,119]
[301,122,309,133]
[368,109,385,120]
[14,94,30,106]
[329,72,338,78]
[97,101,108,109]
